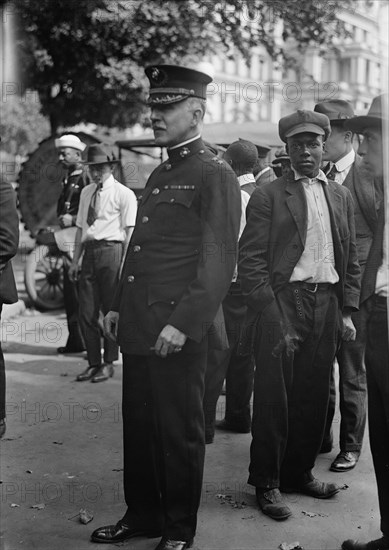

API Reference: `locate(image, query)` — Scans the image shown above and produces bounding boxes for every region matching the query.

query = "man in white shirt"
[342,93,389,550]
[314,100,378,472]
[69,144,137,383]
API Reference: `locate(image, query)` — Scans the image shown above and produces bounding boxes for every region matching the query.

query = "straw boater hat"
[345,93,388,133]
[55,134,87,151]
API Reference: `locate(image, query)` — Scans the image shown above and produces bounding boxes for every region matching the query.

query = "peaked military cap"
[279,109,331,143]
[145,64,212,106]
[314,99,354,124]
[345,93,388,133]
[84,144,120,165]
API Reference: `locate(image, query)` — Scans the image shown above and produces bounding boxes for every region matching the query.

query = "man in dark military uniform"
[91,65,241,549]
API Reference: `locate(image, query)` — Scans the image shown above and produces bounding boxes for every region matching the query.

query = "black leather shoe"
[91,521,162,543]
[215,419,251,434]
[76,366,99,382]
[154,538,194,550]
[91,364,114,383]
[342,536,389,550]
[282,477,340,499]
[256,488,292,520]
[330,451,360,472]
[57,346,85,354]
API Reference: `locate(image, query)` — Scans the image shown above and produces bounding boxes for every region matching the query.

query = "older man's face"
[286,133,324,178]
[150,100,196,147]
[358,127,384,179]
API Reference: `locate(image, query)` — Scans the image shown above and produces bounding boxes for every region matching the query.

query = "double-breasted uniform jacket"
[111,137,241,355]
[341,155,379,295]
[0,179,19,305]
[238,171,361,321]
[57,168,90,219]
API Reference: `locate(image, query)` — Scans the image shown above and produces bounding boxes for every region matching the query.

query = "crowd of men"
[0,63,387,550]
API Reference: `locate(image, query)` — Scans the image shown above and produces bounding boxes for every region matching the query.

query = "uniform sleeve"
[0,180,19,275]
[120,187,138,228]
[167,163,241,342]
[238,186,277,313]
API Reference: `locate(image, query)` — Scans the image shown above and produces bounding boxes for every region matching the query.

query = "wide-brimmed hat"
[55,134,87,151]
[84,144,120,165]
[145,64,212,106]
[345,94,388,133]
[314,100,354,124]
[279,110,331,143]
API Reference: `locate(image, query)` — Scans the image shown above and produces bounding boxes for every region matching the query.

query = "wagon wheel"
[24,245,65,310]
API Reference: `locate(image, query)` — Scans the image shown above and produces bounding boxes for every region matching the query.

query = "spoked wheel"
[24,245,65,310]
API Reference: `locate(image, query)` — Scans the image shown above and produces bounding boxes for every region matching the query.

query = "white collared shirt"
[76,174,137,242]
[328,149,355,185]
[375,216,388,297]
[231,173,256,282]
[289,168,339,284]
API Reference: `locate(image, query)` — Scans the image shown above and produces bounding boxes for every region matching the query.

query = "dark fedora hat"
[314,99,354,124]
[345,93,388,133]
[84,144,120,165]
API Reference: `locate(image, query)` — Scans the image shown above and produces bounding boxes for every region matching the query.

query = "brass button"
[127,275,135,283]
[141,216,149,223]
[152,188,160,195]
[199,149,204,154]
[133,245,141,252]
[170,198,175,203]
[138,195,143,201]
[165,164,172,171]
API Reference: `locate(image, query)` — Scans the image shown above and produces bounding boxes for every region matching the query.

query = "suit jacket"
[255,166,276,187]
[0,179,19,305]
[111,138,241,355]
[341,155,380,302]
[238,171,361,318]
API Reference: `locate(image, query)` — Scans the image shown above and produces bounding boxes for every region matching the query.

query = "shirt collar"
[238,173,256,186]
[169,134,201,150]
[292,166,328,185]
[100,174,115,189]
[333,148,355,173]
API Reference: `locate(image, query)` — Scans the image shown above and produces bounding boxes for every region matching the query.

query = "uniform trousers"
[365,295,389,537]
[322,304,367,452]
[62,258,85,351]
[121,351,207,542]
[204,283,254,437]
[248,284,340,489]
[78,241,120,367]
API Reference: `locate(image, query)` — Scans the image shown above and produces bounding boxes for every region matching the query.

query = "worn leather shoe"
[342,536,389,550]
[256,488,292,520]
[216,419,251,434]
[91,521,162,543]
[282,477,340,499]
[76,366,99,382]
[91,364,114,383]
[154,538,194,550]
[330,451,359,472]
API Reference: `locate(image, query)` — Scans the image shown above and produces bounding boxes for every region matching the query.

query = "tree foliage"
[12,0,357,133]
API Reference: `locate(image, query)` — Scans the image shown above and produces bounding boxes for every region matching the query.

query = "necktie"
[326,163,338,181]
[87,185,101,226]
[360,203,385,303]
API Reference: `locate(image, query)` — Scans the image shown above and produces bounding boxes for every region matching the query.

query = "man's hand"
[104,311,119,342]
[59,214,73,228]
[68,262,80,282]
[342,314,356,342]
[154,325,187,358]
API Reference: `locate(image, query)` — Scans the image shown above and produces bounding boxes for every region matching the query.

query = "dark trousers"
[0,304,5,419]
[248,284,340,488]
[365,295,389,537]
[204,285,254,437]
[62,259,85,350]
[122,351,207,541]
[79,242,121,367]
[323,304,367,452]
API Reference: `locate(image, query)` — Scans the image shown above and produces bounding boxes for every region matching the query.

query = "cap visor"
[285,123,325,139]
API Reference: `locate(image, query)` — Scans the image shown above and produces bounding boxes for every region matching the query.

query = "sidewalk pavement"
[0,306,382,550]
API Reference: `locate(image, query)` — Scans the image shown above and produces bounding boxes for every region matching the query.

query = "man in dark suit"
[239,110,360,521]
[91,65,241,549]
[0,178,19,438]
[342,93,388,550]
[314,100,378,472]
[253,147,276,186]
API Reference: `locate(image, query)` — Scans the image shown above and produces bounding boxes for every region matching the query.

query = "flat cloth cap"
[145,64,212,106]
[279,109,331,143]
[345,93,388,133]
[55,134,86,152]
[314,99,354,123]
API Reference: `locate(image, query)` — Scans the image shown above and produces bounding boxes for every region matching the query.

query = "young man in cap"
[69,144,137,383]
[203,139,257,442]
[37,134,88,354]
[342,93,388,550]
[239,109,360,521]
[314,100,378,472]
[91,65,240,549]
